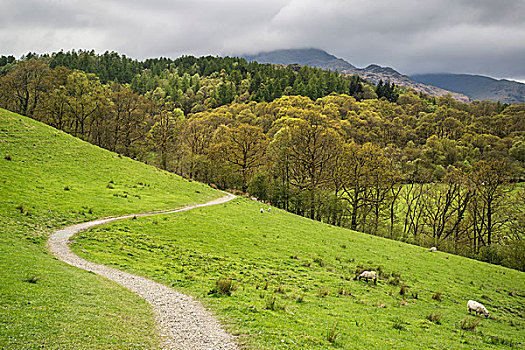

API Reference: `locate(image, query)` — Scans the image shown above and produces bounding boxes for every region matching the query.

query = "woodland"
[1,51,523,270]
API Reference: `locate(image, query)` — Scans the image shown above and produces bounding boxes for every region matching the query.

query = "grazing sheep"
[358,271,377,284]
[268,207,271,212]
[251,197,258,201]
[429,247,437,252]
[467,300,489,318]
[260,208,264,213]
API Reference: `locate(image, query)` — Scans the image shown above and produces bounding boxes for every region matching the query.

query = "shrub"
[432,291,443,302]
[479,245,503,265]
[326,321,339,343]
[427,312,443,324]
[460,318,480,331]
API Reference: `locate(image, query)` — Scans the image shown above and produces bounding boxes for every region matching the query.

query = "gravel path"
[47,193,240,350]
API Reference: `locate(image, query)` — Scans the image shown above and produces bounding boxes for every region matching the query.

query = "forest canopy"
[1,50,523,270]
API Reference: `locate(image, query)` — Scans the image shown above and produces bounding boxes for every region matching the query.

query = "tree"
[63,71,107,138]
[211,123,268,191]
[108,84,151,155]
[467,161,510,251]
[420,169,471,248]
[0,58,50,116]
[148,104,184,170]
[336,142,394,231]
[269,111,342,219]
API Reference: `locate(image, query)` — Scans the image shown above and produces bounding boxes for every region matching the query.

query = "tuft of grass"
[337,288,351,296]
[485,334,515,346]
[460,318,481,331]
[24,275,41,284]
[211,278,236,296]
[318,287,330,297]
[274,284,285,294]
[313,257,324,267]
[432,291,443,302]
[426,312,443,324]
[392,317,407,331]
[265,296,283,311]
[16,204,25,213]
[388,277,400,286]
[5,154,11,160]
[326,321,339,344]
[64,185,71,191]
[399,284,407,296]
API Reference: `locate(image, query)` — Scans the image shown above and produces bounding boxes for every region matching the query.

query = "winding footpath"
[47,193,239,350]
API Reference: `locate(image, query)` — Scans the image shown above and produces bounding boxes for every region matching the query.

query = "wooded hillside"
[1,51,523,270]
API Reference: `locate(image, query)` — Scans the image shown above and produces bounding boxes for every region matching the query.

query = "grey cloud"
[0,0,523,81]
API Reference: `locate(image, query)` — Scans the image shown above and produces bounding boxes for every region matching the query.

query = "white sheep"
[429,247,437,252]
[358,270,377,284]
[251,197,258,201]
[467,300,489,318]
[260,208,264,213]
[268,207,271,212]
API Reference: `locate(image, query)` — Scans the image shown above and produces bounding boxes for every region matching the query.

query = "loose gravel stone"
[48,194,239,350]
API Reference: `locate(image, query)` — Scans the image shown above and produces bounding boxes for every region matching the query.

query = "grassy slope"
[0,109,219,349]
[73,198,525,349]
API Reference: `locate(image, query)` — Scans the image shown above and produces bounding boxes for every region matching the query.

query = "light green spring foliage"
[73,197,525,349]
[0,109,218,349]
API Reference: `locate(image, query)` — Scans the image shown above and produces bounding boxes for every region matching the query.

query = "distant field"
[73,197,525,349]
[0,109,219,349]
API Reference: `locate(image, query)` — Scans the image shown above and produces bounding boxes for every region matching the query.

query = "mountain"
[411,73,525,104]
[244,48,356,72]
[244,49,471,102]
[351,64,469,102]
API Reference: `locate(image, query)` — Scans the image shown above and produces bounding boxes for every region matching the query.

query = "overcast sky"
[1,0,524,81]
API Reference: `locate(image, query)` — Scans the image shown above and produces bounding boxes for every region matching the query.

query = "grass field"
[72,197,525,349]
[0,109,219,349]
[1,108,524,349]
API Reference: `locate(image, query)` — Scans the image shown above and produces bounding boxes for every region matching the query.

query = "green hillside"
[0,109,219,349]
[1,108,524,349]
[72,200,525,348]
